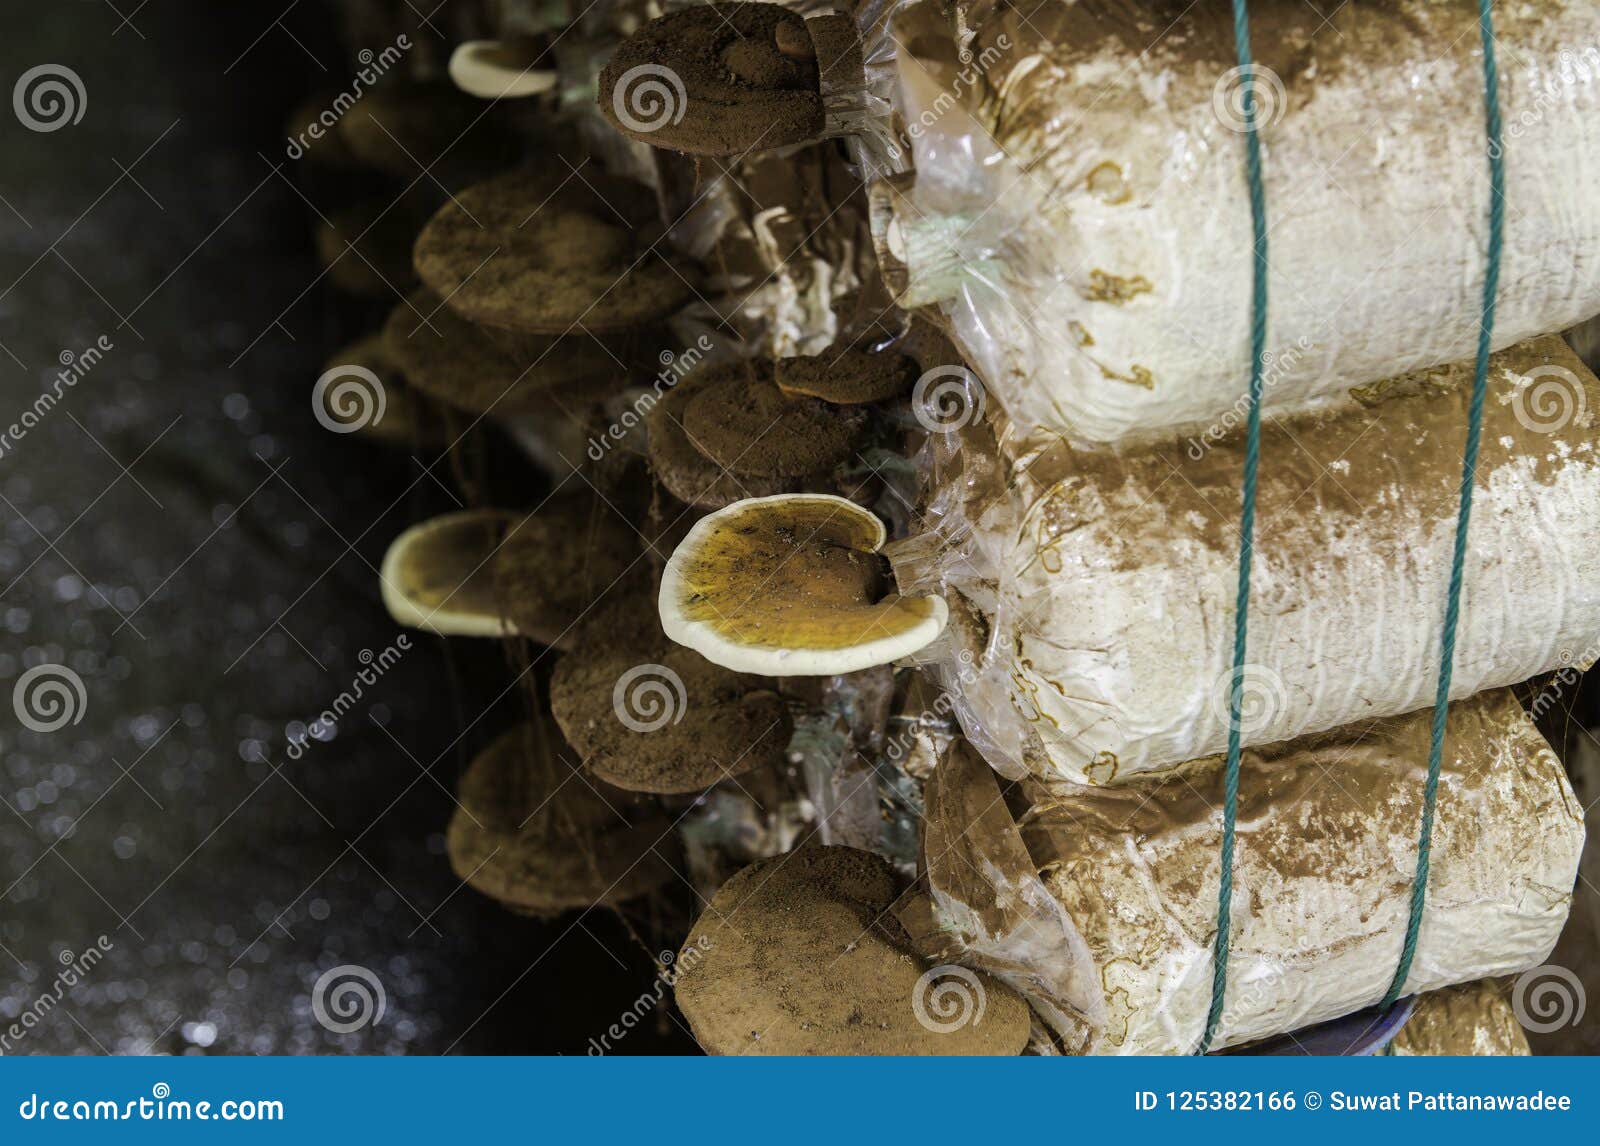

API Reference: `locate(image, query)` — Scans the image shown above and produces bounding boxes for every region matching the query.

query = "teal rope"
[1381,0,1505,1009]
[1198,0,1269,1056]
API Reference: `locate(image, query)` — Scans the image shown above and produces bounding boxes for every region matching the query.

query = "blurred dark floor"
[0,0,693,1054]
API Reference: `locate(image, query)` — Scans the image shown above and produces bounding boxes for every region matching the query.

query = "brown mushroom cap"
[673,846,1031,1054]
[646,368,806,507]
[447,723,678,915]
[681,362,866,479]
[774,347,918,405]
[489,498,645,648]
[549,599,792,794]
[382,289,616,417]
[599,3,824,157]
[412,168,695,336]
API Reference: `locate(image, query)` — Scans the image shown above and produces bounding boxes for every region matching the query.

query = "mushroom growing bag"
[875,0,1600,442]
[892,336,1600,784]
[921,691,1584,1055]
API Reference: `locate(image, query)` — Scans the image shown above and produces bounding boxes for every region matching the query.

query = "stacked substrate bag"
[871,0,1600,444]
[873,1,1596,1051]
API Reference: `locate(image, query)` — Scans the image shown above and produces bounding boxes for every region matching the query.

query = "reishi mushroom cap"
[447,722,678,915]
[488,499,646,648]
[680,363,866,479]
[550,599,792,794]
[774,347,917,405]
[659,494,948,675]
[599,3,824,157]
[672,845,1031,1055]
[412,168,694,336]
[645,367,806,508]
[382,288,615,416]
[448,39,559,100]
[380,509,517,637]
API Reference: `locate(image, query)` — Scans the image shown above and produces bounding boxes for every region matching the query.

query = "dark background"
[0,0,693,1054]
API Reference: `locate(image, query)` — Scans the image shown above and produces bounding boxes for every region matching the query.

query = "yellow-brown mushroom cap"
[380,510,517,637]
[659,493,948,675]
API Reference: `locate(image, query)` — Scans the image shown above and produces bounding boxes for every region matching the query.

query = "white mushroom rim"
[448,41,558,100]
[659,493,949,676]
[380,509,517,637]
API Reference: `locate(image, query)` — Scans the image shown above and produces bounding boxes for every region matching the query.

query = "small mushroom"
[380,509,516,637]
[774,346,918,405]
[673,845,1031,1055]
[449,39,559,99]
[599,4,824,156]
[549,598,792,794]
[412,168,695,339]
[680,362,866,479]
[382,288,616,417]
[447,722,679,916]
[645,368,806,508]
[660,493,948,675]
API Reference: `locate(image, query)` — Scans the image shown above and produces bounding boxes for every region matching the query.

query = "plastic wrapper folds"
[874,0,1600,442]
[919,690,1582,1055]
[890,336,1600,785]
